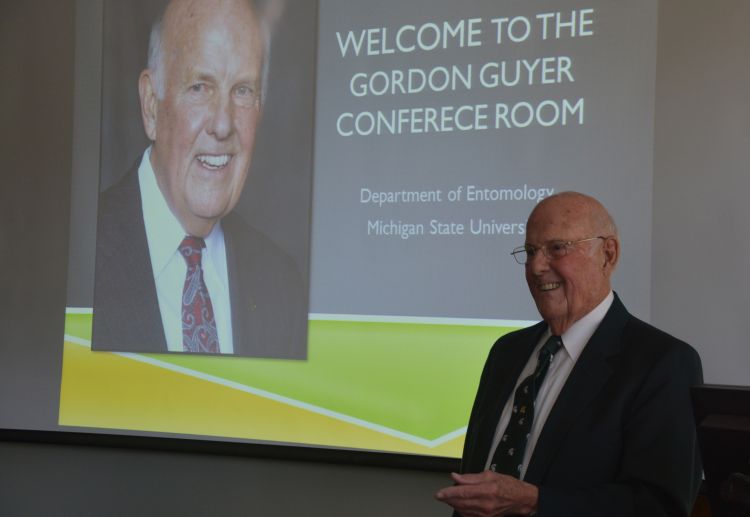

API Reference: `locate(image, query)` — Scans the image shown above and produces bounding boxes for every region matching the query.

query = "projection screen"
[58,0,656,459]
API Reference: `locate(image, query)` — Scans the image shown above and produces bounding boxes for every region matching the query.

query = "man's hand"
[435,471,539,516]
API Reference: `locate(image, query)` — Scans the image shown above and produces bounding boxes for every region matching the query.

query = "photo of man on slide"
[92,0,309,359]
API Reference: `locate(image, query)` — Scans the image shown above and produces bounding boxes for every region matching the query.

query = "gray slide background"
[311,0,657,321]
[2,0,750,515]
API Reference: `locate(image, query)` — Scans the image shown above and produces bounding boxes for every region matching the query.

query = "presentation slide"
[59,0,657,459]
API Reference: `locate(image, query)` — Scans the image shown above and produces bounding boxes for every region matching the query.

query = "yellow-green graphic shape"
[60,311,520,456]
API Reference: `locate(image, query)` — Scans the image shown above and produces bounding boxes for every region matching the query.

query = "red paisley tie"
[179,236,219,353]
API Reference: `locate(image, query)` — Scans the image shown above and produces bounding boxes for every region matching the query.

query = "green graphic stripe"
[66,313,93,341]
[64,313,519,440]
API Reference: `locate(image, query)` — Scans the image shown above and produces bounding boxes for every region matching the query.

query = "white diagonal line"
[63,335,466,448]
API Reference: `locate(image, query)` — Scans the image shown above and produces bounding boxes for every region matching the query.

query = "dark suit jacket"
[91,166,308,359]
[459,294,703,516]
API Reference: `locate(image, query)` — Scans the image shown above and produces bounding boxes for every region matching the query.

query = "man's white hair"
[146,0,277,103]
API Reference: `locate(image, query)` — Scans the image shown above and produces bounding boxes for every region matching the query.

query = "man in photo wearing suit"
[92,0,307,358]
[437,192,702,516]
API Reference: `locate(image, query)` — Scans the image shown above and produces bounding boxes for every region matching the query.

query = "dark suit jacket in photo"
[91,167,308,359]
[459,294,703,517]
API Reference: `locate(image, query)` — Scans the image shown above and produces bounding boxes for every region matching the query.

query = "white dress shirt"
[485,291,614,478]
[138,148,235,353]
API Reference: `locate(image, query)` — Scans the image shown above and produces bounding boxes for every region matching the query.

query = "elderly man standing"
[92,0,307,359]
[437,192,702,516]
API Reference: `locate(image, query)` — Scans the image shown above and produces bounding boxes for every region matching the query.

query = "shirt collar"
[138,147,224,277]
[543,291,614,363]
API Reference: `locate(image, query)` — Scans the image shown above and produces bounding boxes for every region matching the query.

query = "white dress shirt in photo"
[138,147,235,354]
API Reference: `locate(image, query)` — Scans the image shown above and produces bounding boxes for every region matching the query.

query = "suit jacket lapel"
[524,295,630,483]
[464,324,546,473]
[115,169,167,350]
[224,220,243,354]
[92,165,167,352]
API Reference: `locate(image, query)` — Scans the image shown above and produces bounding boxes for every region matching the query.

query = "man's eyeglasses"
[511,236,607,264]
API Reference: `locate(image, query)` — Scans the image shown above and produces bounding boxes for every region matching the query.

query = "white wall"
[0,441,449,516]
[652,0,750,385]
